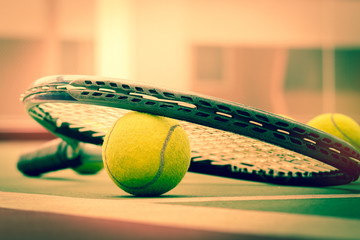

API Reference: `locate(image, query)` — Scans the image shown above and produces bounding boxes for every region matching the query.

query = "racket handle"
[17,139,82,177]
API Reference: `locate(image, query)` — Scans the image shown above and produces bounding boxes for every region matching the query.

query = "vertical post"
[94,0,135,80]
[322,47,336,113]
[43,0,60,75]
[321,0,336,113]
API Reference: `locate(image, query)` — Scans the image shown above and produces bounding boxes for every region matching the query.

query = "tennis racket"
[17,75,360,186]
[18,138,103,176]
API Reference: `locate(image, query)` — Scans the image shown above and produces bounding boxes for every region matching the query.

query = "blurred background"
[0,0,359,138]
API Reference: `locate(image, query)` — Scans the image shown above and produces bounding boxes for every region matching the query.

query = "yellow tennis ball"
[102,112,191,197]
[72,144,103,175]
[307,113,360,150]
[72,162,103,175]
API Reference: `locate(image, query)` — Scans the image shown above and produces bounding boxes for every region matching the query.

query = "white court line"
[149,193,360,203]
[1,191,360,240]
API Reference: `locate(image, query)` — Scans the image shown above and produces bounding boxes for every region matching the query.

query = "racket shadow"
[111,195,194,199]
[41,176,87,182]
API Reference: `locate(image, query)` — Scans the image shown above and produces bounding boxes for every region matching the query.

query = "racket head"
[20,75,360,185]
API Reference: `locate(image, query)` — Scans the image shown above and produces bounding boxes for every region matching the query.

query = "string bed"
[29,102,338,179]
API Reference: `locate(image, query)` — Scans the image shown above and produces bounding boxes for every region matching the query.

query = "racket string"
[35,103,337,178]
[40,103,125,135]
[183,122,337,177]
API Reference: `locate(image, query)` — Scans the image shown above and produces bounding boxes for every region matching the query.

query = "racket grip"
[17,139,82,177]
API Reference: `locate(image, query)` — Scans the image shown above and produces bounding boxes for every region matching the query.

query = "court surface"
[1,141,360,240]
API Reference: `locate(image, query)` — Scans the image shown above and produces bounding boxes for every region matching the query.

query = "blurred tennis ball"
[72,162,103,175]
[307,113,360,150]
[72,144,103,175]
[102,112,191,197]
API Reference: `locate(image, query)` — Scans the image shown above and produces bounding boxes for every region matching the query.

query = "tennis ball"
[307,113,360,150]
[72,163,103,175]
[71,144,103,175]
[102,112,191,197]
